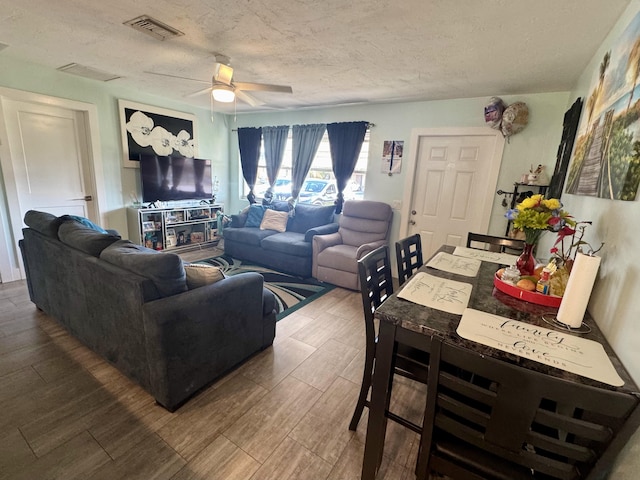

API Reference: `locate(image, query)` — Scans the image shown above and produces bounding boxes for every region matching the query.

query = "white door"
[403,130,504,258]
[0,96,104,283]
[3,99,96,218]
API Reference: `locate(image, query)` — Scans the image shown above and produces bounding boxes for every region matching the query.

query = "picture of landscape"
[566,11,640,201]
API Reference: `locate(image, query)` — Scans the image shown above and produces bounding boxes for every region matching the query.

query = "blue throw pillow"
[245,204,272,228]
[67,215,108,234]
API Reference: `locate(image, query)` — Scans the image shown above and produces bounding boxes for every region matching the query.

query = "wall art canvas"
[119,100,197,168]
[565,11,640,201]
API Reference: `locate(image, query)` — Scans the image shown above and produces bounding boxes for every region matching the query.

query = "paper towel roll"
[557,253,601,328]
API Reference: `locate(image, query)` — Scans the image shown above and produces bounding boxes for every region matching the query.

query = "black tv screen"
[139,154,212,202]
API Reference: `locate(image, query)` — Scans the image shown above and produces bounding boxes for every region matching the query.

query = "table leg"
[361,321,396,479]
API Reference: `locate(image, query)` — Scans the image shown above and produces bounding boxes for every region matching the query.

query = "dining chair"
[349,245,429,432]
[416,337,639,480]
[467,232,525,254]
[395,233,424,286]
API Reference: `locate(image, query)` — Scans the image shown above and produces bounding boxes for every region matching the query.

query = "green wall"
[554,0,640,393]
[229,92,570,247]
[0,55,570,243]
[0,55,229,234]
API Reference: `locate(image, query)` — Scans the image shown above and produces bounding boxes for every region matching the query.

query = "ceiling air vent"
[57,63,121,82]
[124,15,184,41]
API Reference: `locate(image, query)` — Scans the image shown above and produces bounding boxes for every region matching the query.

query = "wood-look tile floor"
[0,247,426,480]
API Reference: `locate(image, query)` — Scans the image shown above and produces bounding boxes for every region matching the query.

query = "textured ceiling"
[0,0,631,113]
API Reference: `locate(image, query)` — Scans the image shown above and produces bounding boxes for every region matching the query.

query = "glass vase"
[516,243,536,276]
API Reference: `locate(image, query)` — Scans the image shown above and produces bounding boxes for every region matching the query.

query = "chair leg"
[349,346,375,431]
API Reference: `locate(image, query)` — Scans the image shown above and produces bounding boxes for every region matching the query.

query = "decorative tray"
[493,274,562,308]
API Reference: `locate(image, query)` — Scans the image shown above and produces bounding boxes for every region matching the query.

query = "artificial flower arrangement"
[547,220,604,296]
[506,194,575,245]
[506,194,603,296]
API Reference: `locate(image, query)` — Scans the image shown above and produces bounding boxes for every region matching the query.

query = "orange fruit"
[516,278,536,291]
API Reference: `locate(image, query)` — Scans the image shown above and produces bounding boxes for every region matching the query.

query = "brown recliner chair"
[312,200,393,290]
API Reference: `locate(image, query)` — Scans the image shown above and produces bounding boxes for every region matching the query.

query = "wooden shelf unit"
[127,204,224,251]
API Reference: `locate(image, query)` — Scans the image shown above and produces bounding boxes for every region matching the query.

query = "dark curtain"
[262,125,290,205]
[327,121,368,213]
[290,124,326,213]
[238,127,262,204]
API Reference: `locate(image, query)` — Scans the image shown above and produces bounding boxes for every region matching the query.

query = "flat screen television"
[139,154,212,202]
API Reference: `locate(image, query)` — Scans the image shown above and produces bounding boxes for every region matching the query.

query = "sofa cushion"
[260,209,289,232]
[223,227,277,246]
[64,214,109,234]
[58,221,121,257]
[184,263,225,289]
[245,204,272,228]
[261,232,311,257]
[287,204,335,234]
[24,210,66,238]
[100,240,187,297]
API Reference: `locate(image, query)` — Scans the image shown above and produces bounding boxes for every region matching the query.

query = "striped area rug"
[196,254,334,320]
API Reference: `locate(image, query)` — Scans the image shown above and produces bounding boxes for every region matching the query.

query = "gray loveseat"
[19,210,277,411]
[223,201,338,277]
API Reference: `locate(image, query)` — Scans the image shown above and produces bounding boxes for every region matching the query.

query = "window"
[243,130,369,204]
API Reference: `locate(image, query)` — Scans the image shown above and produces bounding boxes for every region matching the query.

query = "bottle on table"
[536,267,551,295]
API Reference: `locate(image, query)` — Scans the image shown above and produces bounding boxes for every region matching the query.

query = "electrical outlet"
[392,199,402,210]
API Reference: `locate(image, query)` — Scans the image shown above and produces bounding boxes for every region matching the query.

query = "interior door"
[407,133,503,258]
[3,99,95,218]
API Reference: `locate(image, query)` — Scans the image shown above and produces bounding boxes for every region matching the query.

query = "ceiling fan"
[146,54,293,107]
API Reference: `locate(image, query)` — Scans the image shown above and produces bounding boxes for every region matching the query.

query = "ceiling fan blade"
[185,86,213,98]
[235,90,265,107]
[233,82,293,93]
[144,71,210,84]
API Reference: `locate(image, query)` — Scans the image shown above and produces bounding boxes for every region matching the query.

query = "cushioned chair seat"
[261,232,312,257]
[316,244,359,273]
[224,227,276,246]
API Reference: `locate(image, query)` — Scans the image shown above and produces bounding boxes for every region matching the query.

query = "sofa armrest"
[312,231,343,254]
[304,222,339,242]
[356,240,387,260]
[142,272,273,410]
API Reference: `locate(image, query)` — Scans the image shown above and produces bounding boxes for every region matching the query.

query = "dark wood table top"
[375,245,639,395]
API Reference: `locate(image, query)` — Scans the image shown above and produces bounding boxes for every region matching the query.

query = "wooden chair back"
[395,233,424,285]
[467,232,525,254]
[353,245,430,435]
[358,245,394,347]
[417,338,638,480]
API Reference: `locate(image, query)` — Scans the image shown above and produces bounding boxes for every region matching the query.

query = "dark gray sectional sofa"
[19,210,277,411]
[223,201,339,278]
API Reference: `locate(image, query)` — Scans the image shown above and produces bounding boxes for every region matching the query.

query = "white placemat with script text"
[452,246,519,265]
[456,308,624,386]
[397,272,472,315]
[426,251,481,277]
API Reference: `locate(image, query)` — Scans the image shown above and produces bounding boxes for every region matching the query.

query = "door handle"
[411,210,417,215]
[72,195,93,201]
[409,220,416,225]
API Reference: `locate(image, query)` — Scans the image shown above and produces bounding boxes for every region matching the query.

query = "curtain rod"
[232,122,375,132]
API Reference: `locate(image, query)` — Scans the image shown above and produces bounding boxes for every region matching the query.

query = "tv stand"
[127,204,224,251]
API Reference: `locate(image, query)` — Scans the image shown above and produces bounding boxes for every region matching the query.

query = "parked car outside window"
[254,178,292,200]
[298,179,354,205]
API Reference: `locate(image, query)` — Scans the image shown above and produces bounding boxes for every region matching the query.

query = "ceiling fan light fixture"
[212,85,235,103]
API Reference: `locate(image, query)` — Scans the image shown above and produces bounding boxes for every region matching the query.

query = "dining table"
[361,245,640,479]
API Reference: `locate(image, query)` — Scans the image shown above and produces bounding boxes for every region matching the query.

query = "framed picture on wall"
[118,99,198,168]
